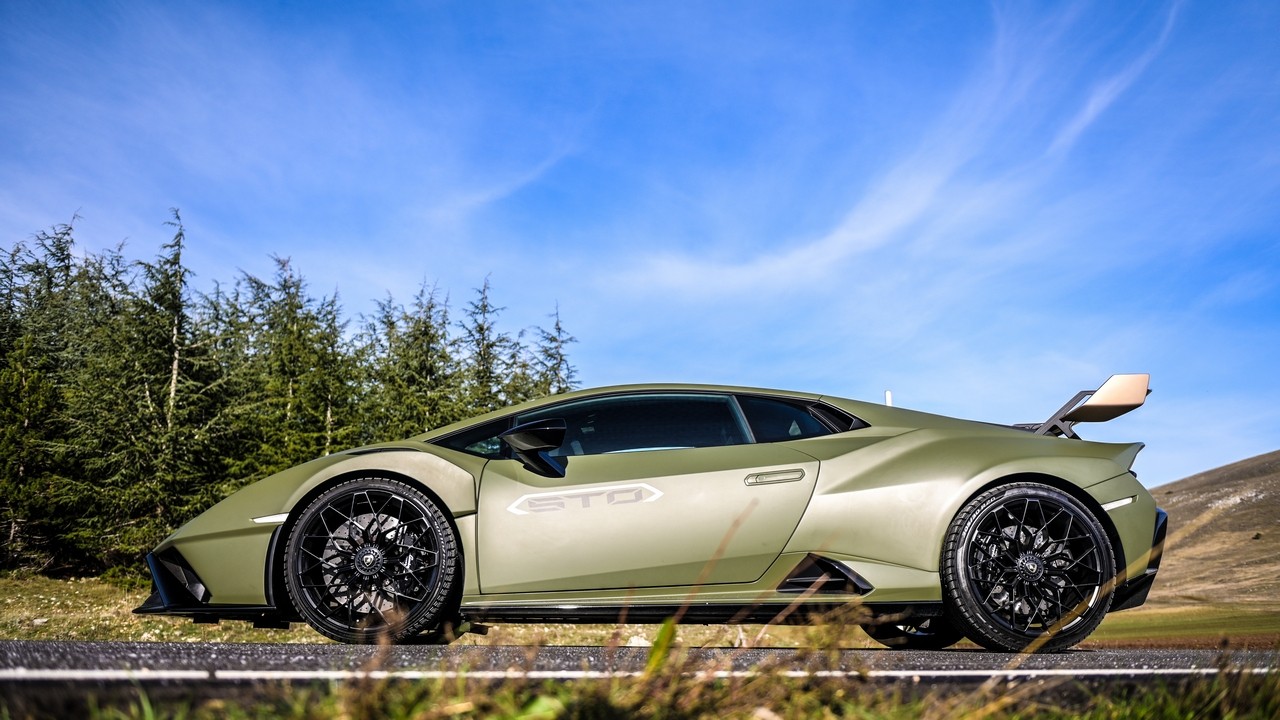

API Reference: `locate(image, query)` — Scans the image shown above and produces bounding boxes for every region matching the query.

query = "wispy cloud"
[1047,0,1184,157]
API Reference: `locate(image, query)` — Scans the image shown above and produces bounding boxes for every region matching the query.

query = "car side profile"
[136,375,1165,652]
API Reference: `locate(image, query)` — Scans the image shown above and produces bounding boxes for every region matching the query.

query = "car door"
[475,392,820,594]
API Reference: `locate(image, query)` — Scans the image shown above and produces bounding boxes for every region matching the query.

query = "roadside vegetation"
[3,571,1278,719]
[1,213,576,579]
[4,571,1280,650]
[27,664,1270,720]
[2,596,1277,720]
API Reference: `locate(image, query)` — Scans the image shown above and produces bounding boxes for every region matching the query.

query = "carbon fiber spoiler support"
[1015,373,1151,439]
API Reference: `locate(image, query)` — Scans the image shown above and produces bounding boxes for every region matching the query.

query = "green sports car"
[136,374,1166,652]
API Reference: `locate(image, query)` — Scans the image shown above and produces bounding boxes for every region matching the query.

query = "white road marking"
[0,666,1273,683]
[0,669,210,681]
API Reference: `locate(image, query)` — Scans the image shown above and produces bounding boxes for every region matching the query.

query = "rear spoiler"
[1015,373,1150,439]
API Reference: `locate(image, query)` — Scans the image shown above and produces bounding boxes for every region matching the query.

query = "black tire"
[283,477,460,644]
[940,482,1115,652]
[861,615,964,650]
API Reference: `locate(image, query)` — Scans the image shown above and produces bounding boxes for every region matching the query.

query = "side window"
[434,418,510,459]
[518,393,750,456]
[737,395,833,443]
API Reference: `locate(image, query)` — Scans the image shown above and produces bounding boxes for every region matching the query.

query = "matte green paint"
[476,443,819,593]
[783,422,1149,577]
[459,550,934,609]
[157,442,479,605]
[147,382,1161,619]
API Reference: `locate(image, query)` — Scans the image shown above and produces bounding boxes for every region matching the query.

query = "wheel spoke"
[962,491,1116,640]
[287,482,458,643]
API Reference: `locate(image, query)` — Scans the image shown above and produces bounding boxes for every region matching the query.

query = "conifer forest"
[0,213,577,578]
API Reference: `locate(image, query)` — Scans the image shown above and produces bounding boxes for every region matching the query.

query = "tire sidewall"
[941,482,1115,653]
[283,476,461,644]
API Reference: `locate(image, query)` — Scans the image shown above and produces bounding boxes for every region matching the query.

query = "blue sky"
[2,1,1277,487]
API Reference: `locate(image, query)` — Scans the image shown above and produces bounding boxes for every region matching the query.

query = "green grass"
[6,573,1280,650]
[0,572,321,644]
[4,573,1280,718]
[1089,603,1280,647]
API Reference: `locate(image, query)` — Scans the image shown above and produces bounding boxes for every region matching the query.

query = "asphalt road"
[2,640,1276,677]
[1,641,1276,714]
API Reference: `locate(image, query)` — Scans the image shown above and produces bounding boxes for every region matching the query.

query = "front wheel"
[940,483,1115,652]
[283,477,460,644]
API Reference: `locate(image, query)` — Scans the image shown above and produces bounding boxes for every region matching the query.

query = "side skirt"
[461,602,944,626]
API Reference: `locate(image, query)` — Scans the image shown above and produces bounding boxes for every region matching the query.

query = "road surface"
[1,641,1275,714]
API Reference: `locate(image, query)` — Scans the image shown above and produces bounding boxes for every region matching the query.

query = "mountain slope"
[1144,449,1280,606]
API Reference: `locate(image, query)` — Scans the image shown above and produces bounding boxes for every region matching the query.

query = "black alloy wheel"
[861,615,965,650]
[940,483,1116,652]
[283,477,460,644]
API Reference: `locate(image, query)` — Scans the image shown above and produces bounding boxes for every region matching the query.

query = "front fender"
[155,445,479,606]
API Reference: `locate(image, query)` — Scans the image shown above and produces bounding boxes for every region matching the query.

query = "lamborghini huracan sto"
[136,374,1166,652]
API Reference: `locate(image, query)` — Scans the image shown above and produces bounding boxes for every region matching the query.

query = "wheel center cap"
[1016,553,1046,581]
[354,547,385,577]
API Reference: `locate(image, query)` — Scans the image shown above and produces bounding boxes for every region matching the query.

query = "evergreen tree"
[0,334,59,566]
[0,222,81,569]
[456,277,516,413]
[217,257,360,485]
[360,282,461,440]
[533,305,578,396]
[57,213,221,566]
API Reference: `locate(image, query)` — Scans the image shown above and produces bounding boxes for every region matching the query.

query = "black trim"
[1148,508,1169,570]
[807,402,867,433]
[777,554,874,595]
[346,446,423,456]
[462,601,941,626]
[134,600,283,621]
[1110,508,1168,612]
[263,524,287,613]
[143,549,210,607]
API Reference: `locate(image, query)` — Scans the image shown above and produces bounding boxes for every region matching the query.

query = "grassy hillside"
[1088,449,1280,647]
[1145,449,1280,606]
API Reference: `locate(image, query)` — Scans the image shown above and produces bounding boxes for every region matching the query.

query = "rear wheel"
[284,477,460,644]
[861,615,964,650]
[940,483,1115,652]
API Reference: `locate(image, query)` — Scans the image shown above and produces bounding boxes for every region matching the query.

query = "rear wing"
[1015,373,1150,439]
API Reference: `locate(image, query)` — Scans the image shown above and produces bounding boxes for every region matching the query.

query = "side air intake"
[777,554,873,595]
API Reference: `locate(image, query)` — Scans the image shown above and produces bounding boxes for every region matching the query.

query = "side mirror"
[500,418,568,478]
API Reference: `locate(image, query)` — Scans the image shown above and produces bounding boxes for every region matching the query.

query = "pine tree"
[457,277,516,414]
[533,305,578,396]
[0,222,80,569]
[216,257,360,485]
[0,335,59,566]
[360,282,462,440]
[56,213,222,566]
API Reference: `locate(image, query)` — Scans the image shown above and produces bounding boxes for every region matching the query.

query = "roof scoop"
[1020,373,1151,439]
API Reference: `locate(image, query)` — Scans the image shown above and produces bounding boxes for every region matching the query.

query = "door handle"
[744,468,806,486]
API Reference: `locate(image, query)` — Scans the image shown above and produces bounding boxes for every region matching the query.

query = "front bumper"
[1110,507,1168,612]
[134,544,292,628]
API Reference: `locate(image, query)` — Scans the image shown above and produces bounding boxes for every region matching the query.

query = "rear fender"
[785,430,1148,575]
